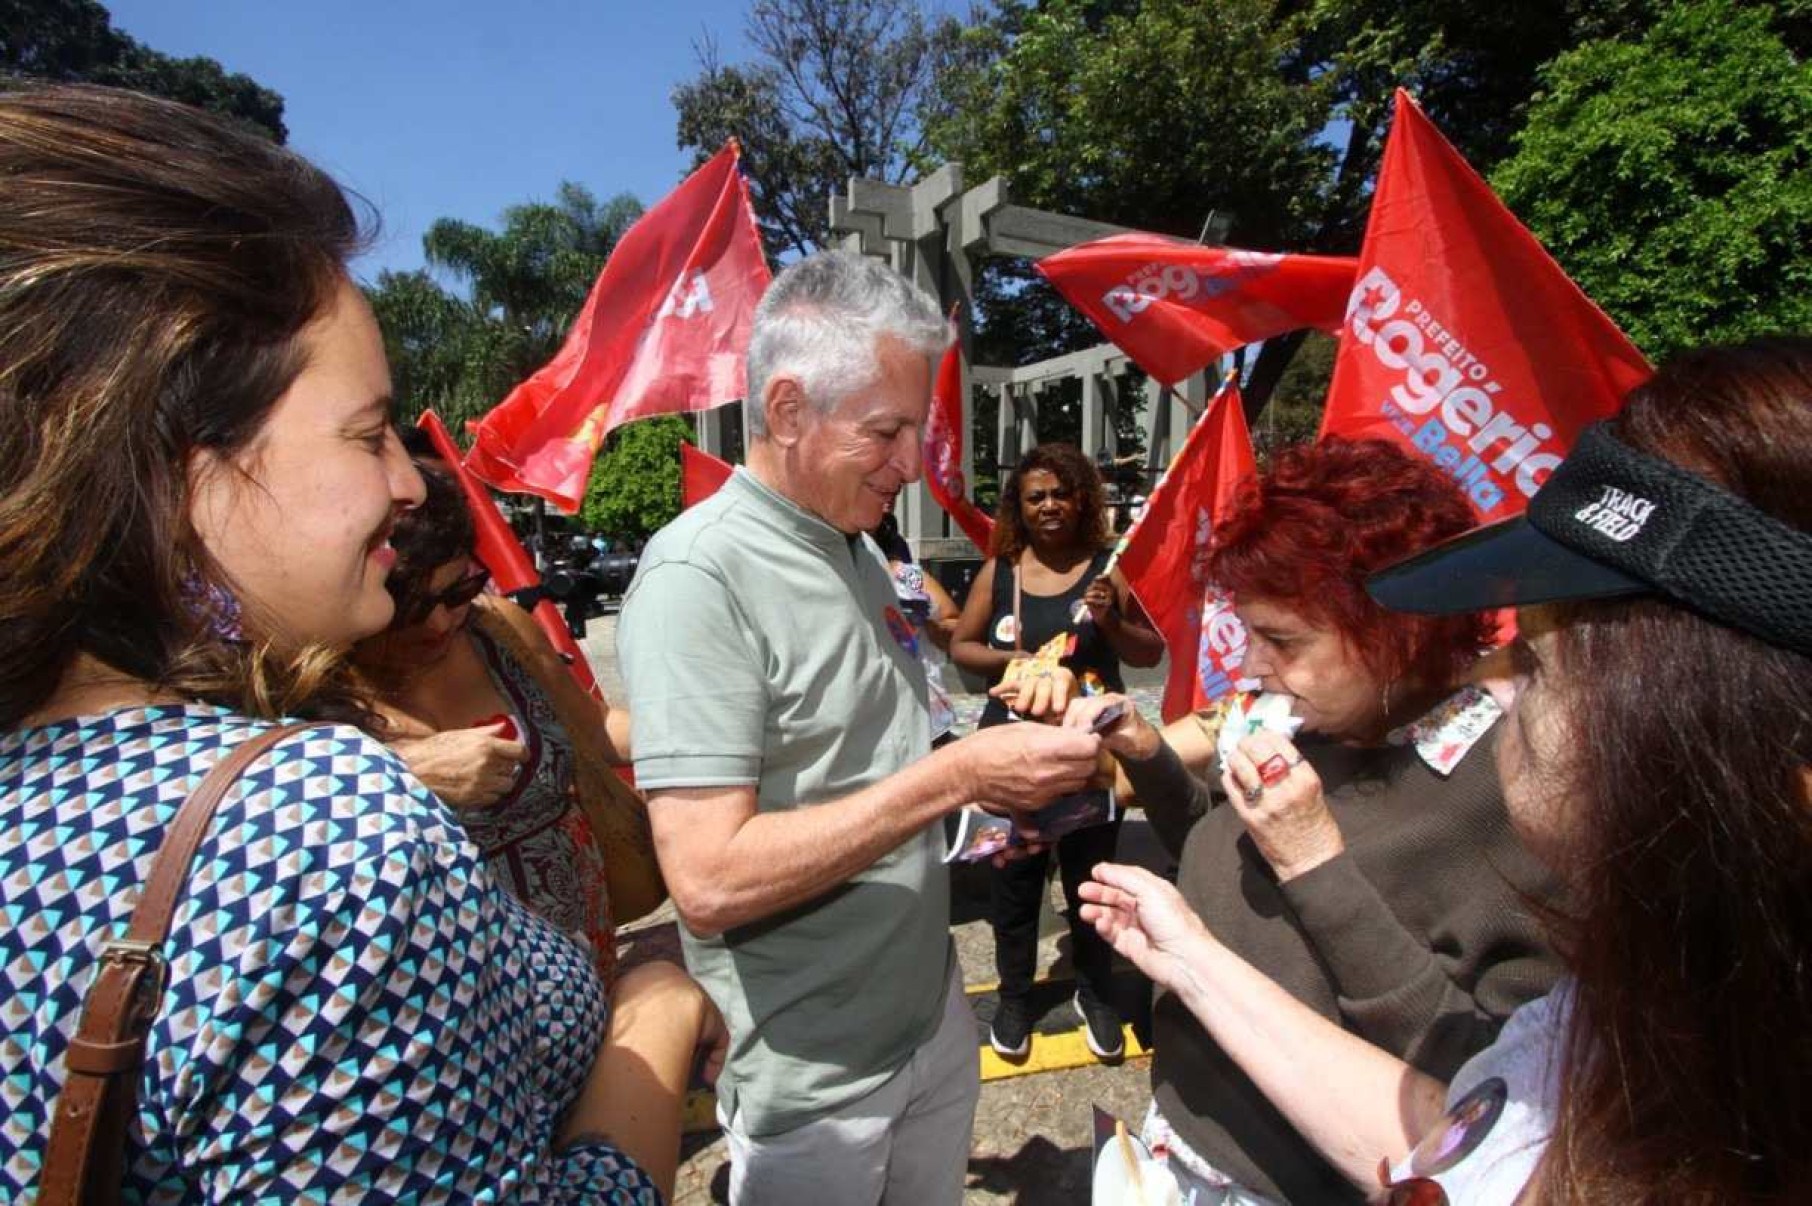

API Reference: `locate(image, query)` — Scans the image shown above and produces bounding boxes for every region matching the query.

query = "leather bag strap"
[38,722,311,1204]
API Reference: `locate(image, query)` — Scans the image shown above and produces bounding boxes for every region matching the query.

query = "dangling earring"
[1380,678,1397,721]
[180,566,245,643]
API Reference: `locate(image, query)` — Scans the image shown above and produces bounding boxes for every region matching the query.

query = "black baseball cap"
[1367,423,1812,658]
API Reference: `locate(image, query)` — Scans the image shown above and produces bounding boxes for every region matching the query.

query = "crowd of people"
[1,82,1807,1206]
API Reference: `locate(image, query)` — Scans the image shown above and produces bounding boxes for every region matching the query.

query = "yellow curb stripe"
[980,1024,1151,1082]
[681,1024,1154,1133]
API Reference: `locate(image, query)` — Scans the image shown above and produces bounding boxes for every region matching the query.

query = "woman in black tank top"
[950,443,1163,1060]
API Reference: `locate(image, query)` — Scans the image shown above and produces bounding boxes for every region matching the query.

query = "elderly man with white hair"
[617,251,1102,1204]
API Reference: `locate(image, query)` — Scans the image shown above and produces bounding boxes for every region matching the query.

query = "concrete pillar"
[1080,369,1104,463]
[996,383,1016,472]
[694,407,728,459]
[1014,384,1040,460]
[1144,380,1171,471]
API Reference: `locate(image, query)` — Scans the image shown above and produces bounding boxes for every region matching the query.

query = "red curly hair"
[1207,438,1491,690]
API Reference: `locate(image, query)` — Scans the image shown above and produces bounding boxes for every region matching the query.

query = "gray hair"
[744,250,948,438]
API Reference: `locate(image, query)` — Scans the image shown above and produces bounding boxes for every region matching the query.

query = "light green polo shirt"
[616,468,951,1137]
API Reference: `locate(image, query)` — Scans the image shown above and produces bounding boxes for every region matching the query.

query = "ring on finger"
[1257,754,1292,786]
[1241,782,1264,803]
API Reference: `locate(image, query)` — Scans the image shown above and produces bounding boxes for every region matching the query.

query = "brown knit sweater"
[1124,719,1562,1204]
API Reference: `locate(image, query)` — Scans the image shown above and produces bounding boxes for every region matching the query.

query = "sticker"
[992,613,1019,646]
[1388,685,1502,776]
[883,606,918,657]
[1408,1077,1508,1176]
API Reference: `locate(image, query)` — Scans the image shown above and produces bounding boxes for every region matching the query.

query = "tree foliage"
[925,0,1661,404]
[580,415,696,540]
[929,0,1334,251]
[927,0,1335,373]
[672,0,952,257]
[367,183,643,434]
[1493,0,1812,357]
[1,0,286,140]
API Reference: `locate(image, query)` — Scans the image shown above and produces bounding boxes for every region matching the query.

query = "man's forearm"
[658,746,974,937]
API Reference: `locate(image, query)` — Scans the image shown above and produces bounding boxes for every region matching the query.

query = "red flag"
[464,142,771,512]
[1037,234,1356,386]
[680,441,733,509]
[925,329,996,550]
[1320,90,1652,522]
[415,410,600,698]
[1116,380,1258,722]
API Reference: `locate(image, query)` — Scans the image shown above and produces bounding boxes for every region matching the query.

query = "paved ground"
[584,613,1179,1204]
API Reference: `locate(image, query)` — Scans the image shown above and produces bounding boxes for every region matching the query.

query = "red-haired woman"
[950,443,1163,1062]
[1063,439,1563,1204]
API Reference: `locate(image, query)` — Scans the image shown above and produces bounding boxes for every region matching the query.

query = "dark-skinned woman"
[949,442,1163,1062]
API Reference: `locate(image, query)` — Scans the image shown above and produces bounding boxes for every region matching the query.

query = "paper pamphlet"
[943,788,1119,863]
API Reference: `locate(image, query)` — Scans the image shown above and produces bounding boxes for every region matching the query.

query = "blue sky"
[107,0,756,285]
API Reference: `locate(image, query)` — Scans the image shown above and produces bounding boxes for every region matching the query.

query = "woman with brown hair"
[950,442,1163,1062]
[0,85,716,1201]
[1073,338,1812,1203]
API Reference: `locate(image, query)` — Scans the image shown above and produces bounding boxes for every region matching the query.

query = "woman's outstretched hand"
[1079,862,1214,996]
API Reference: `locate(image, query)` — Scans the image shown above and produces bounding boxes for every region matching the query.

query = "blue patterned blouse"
[0,704,659,1203]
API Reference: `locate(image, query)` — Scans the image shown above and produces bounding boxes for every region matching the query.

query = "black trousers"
[989,815,1124,1002]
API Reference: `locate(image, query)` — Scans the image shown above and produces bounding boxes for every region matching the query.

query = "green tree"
[580,415,696,540]
[1254,330,1332,457]
[672,0,952,257]
[1493,0,1812,357]
[368,183,643,433]
[1,0,286,140]
[927,0,1661,410]
[364,269,490,428]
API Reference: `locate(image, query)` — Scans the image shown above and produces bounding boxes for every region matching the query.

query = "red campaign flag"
[1037,233,1357,386]
[1320,90,1652,523]
[925,328,996,550]
[415,410,601,698]
[680,441,734,509]
[464,141,771,513]
[1115,379,1258,722]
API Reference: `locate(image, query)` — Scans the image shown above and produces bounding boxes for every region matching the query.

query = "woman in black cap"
[1069,339,1812,1204]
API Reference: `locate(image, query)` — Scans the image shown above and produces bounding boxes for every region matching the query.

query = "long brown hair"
[990,442,1111,561]
[0,85,372,727]
[1540,339,1812,1202]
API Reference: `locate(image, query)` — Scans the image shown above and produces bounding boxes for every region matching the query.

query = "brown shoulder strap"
[38,722,312,1205]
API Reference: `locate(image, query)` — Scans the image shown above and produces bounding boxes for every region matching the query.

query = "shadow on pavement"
[966,1135,1095,1202]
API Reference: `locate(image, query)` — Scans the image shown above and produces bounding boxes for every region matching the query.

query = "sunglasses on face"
[405,567,490,625]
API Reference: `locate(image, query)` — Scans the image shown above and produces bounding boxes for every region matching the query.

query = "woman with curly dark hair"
[1039,437,1563,1204]
[1074,340,1812,1204]
[950,442,1162,1062]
